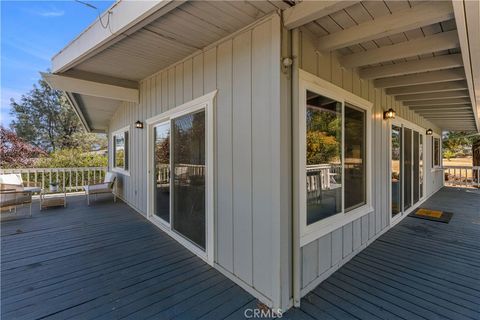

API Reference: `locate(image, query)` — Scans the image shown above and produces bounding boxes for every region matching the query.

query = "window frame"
[298,70,373,247]
[111,125,130,176]
[145,90,216,265]
[432,134,442,169]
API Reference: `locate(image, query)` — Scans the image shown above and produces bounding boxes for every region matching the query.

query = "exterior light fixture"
[426,128,433,135]
[383,108,396,120]
[135,120,144,129]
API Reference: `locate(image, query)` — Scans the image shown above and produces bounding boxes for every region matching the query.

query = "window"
[344,104,366,211]
[299,71,371,245]
[433,137,441,168]
[112,126,129,173]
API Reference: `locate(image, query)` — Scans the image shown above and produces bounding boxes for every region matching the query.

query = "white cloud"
[26,5,65,17]
[36,9,65,17]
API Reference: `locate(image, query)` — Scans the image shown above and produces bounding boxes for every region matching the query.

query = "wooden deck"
[290,187,480,320]
[1,187,479,319]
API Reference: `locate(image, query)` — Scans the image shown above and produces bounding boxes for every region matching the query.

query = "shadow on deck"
[1,187,479,319]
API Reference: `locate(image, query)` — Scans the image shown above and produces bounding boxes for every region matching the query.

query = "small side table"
[40,188,67,210]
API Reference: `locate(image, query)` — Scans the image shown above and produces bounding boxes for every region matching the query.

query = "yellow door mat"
[409,208,453,223]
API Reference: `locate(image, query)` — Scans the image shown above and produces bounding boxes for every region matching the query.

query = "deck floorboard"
[1,187,479,319]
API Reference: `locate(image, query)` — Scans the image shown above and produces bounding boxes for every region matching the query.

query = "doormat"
[408,208,453,223]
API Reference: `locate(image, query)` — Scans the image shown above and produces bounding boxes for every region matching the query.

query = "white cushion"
[84,183,111,194]
[0,174,23,186]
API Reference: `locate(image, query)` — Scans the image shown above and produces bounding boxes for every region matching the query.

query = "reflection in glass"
[404,128,412,210]
[306,90,342,225]
[391,125,402,217]
[344,104,366,211]
[413,131,420,204]
[172,110,206,249]
[433,138,440,167]
[114,132,128,170]
[420,134,424,198]
[154,123,170,222]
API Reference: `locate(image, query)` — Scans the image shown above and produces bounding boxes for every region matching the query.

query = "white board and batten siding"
[108,15,286,308]
[298,29,444,293]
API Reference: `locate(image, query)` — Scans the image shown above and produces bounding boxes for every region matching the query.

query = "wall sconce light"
[135,120,144,129]
[383,108,396,120]
[426,128,433,135]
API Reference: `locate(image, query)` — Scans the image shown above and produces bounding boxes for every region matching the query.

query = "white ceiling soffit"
[52,0,184,73]
[41,72,139,103]
[68,93,121,133]
[297,0,477,132]
[65,1,286,81]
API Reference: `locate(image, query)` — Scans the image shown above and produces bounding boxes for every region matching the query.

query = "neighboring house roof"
[43,0,480,133]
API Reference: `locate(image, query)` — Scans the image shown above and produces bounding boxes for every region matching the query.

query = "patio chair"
[83,172,117,205]
[0,186,33,217]
[0,173,41,193]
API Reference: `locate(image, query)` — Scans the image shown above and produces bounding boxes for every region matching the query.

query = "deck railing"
[0,167,107,192]
[444,166,480,188]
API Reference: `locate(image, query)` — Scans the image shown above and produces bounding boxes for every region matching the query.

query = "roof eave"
[51,0,183,74]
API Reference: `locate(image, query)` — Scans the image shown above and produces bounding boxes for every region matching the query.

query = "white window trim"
[431,133,442,170]
[111,125,130,176]
[145,90,216,265]
[298,70,373,247]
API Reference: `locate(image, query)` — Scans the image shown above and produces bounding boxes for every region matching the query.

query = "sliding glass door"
[391,125,402,218]
[391,123,424,221]
[152,110,207,250]
[172,110,206,249]
[154,122,171,223]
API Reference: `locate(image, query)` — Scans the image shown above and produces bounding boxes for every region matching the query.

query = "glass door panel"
[154,122,170,223]
[403,128,412,210]
[391,125,402,217]
[172,110,206,249]
[413,131,420,204]
[420,134,424,199]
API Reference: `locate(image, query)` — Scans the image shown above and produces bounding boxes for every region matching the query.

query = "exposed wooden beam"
[317,1,453,52]
[374,68,465,88]
[340,30,459,68]
[41,72,139,103]
[410,104,470,109]
[386,80,468,95]
[404,98,471,106]
[284,1,359,29]
[395,90,469,101]
[417,110,472,114]
[410,105,472,111]
[360,54,463,79]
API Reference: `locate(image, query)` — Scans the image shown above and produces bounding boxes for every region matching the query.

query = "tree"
[0,126,47,168]
[442,131,480,158]
[9,78,106,152]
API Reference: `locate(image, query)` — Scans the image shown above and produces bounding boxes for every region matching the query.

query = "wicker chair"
[83,172,117,205]
[0,187,33,217]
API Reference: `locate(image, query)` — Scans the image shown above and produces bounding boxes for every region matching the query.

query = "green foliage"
[442,131,480,159]
[306,107,341,165]
[443,149,456,161]
[9,78,106,152]
[306,131,339,165]
[36,149,107,168]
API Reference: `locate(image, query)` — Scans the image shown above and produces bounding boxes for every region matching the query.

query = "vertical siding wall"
[298,29,443,291]
[108,15,283,306]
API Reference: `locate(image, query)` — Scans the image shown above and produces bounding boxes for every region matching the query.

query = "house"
[42,0,480,313]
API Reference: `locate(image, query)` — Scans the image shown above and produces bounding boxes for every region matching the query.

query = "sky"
[1,0,114,127]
